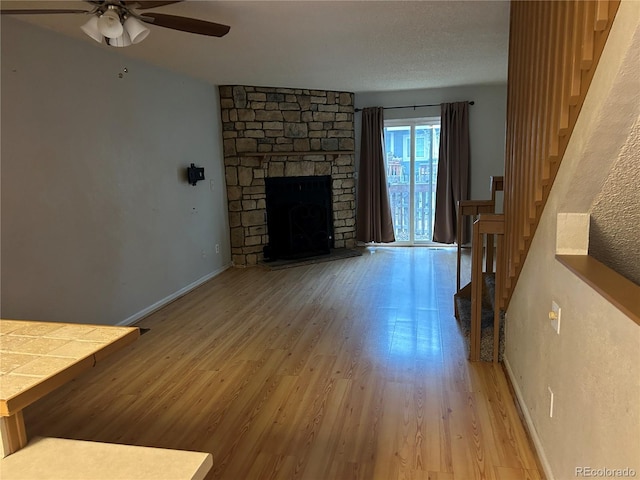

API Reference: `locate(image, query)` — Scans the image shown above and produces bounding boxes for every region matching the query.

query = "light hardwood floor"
[24,247,542,480]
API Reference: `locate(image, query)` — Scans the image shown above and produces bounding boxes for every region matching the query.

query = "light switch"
[549,301,561,334]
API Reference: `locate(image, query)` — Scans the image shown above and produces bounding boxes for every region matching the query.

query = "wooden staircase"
[502,0,620,309]
[454,0,621,362]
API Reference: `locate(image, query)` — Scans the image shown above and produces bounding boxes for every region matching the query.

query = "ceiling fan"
[0,1,230,47]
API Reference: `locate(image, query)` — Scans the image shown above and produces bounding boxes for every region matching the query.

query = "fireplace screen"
[264,175,333,260]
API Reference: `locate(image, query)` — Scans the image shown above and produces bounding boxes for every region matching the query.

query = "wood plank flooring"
[23,247,542,480]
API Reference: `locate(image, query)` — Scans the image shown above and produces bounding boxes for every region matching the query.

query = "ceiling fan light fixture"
[124,16,150,44]
[108,30,132,48]
[5,1,231,47]
[97,7,123,39]
[80,16,103,43]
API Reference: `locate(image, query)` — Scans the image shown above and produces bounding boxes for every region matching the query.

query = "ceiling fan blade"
[129,1,184,10]
[141,13,230,37]
[0,9,89,15]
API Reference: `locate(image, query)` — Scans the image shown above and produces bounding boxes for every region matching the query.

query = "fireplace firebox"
[264,176,333,261]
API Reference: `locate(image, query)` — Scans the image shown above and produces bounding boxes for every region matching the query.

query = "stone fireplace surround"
[219,85,357,266]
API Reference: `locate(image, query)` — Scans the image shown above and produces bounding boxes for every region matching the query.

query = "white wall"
[355,84,507,202]
[1,18,231,325]
[505,3,640,479]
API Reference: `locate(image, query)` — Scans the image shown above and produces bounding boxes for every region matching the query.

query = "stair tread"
[454,292,504,362]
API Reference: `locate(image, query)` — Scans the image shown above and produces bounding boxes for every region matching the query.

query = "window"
[384,118,440,243]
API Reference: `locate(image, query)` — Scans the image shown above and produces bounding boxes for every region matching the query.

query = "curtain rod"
[354,101,474,113]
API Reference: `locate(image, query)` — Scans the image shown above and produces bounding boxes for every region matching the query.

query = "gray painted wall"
[355,84,507,203]
[589,122,640,285]
[1,18,231,325]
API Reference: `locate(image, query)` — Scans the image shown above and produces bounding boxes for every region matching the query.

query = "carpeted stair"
[454,273,505,362]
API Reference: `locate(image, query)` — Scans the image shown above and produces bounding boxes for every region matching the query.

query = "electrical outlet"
[201,250,206,259]
[548,386,554,418]
[210,179,215,191]
[215,244,220,254]
[549,301,561,334]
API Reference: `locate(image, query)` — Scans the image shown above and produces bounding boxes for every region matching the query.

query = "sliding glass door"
[384,118,440,244]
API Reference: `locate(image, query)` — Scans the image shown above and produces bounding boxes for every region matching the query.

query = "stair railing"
[456,176,504,292]
[470,214,505,362]
[454,176,504,362]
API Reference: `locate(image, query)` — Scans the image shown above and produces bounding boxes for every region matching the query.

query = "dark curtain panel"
[433,102,470,244]
[356,107,395,243]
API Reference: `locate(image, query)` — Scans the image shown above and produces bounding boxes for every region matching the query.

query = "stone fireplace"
[219,85,357,266]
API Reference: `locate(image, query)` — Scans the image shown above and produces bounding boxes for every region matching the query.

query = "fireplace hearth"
[264,176,333,260]
[219,85,356,266]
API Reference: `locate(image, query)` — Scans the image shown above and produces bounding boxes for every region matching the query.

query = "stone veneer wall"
[219,85,356,266]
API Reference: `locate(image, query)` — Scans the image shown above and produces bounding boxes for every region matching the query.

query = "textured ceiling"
[1,0,510,93]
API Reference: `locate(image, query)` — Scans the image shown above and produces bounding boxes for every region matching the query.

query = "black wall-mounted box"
[187,163,205,186]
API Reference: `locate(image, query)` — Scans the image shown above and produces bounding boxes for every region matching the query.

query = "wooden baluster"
[581,1,596,69]
[471,219,483,362]
[505,2,519,290]
[541,0,558,184]
[570,1,585,104]
[537,1,552,201]
[549,1,567,156]
[456,202,463,292]
[503,4,516,288]
[527,1,543,224]
[595,0,609,30]
[494,232,504,363]
[486,233,494,275]
[514,2,527,254]
[559,0,575,136]
[521,2,535,241]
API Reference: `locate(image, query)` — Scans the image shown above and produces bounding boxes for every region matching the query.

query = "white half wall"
[1,18,231,325]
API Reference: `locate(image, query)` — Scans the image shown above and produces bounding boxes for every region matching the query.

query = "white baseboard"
[117,263,232,327]
[503,356,555,480]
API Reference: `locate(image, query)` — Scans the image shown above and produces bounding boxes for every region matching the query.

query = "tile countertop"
[0,321,213,480]
[1,437,213,480]
[0,319,139,416]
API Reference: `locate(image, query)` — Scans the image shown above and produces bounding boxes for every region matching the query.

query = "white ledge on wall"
[556,212,640,325]
[556,255,640,326]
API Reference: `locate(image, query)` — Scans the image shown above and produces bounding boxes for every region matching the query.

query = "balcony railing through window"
[384,119,440,244]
